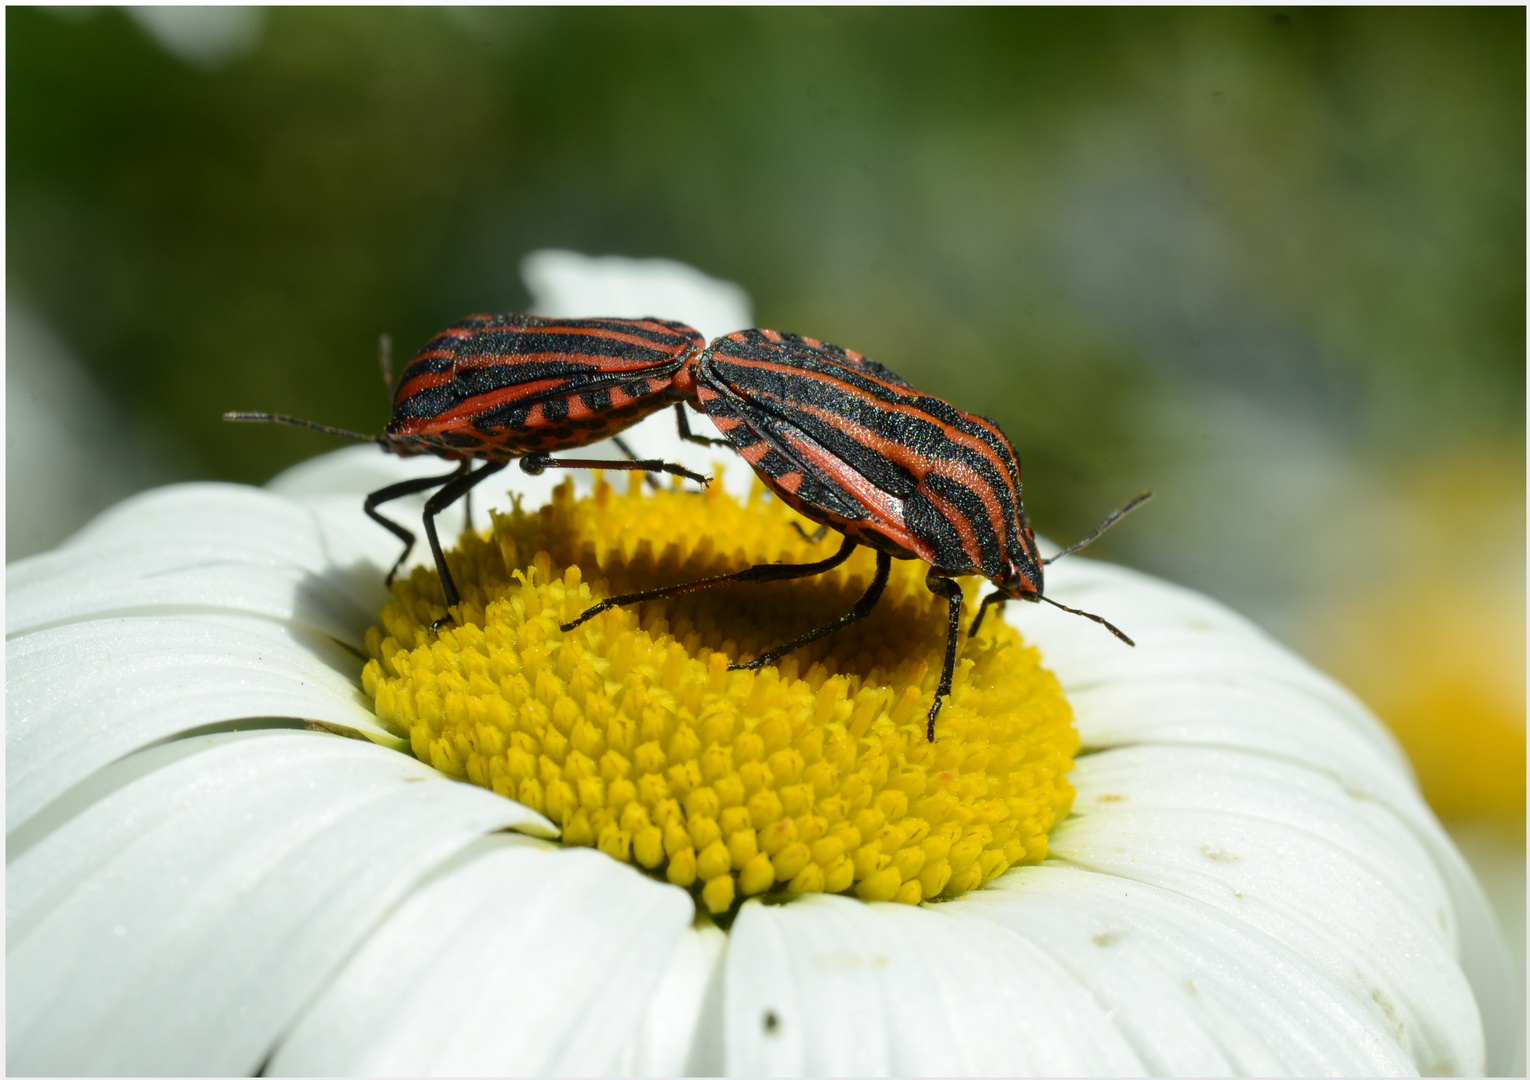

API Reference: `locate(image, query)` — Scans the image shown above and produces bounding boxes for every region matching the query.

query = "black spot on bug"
[763,1009,781,1035]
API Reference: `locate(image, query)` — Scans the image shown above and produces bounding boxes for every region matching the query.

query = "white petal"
[724,892,1144,1077]
[1013,557,1407,769]
[1051,753,1482,1074]
[6,613,396,828]
[1016,554,1518,1071]
[615,920,728,1077]
[1065,676,1423,820]
[268,841,695,1077]
[1408,821,1526,1078]
[1069,744,1455,947]
[7,729,551,1077]
[957,865,1417,1076]
[265,441,461,496]
[10,482,387,642]
[522,248,753,344]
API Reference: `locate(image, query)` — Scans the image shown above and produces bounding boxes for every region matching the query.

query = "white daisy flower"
[7,254,1520,1077]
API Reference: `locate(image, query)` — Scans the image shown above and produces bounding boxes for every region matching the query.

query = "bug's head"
[995,518,1045,601]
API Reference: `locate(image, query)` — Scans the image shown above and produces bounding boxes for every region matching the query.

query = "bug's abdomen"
[696,330,1030,581]
[385,314,703,460]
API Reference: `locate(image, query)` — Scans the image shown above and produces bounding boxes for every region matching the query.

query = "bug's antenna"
[378,333,394,401]
[223,412,381,443]
[1040,594,1135,646]
[1044,491,1154,565]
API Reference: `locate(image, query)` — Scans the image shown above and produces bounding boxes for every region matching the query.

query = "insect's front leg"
[364,463,469,585]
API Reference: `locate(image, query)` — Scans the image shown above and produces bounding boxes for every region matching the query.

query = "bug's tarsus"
[520,453,709,488]
[675,404,730,448]
[925,574,965,741]
[222,412,380,443]
[731,551,892,672]
[378,333,394,402]
[1040,594,1135,646]
[424,460,509,632]
[562,535,858,632]
[1043,491,1154,565]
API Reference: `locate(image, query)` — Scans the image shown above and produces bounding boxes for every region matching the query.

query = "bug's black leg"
[365,463,469,585]
[612,435,662,492]
[521,453,710,488]
[424,460,509,631]
[791,521,830,544]
[925,574,965,741]
[675,403,731,448]
[968,590,1008,639]
[562,535,859,631]
[730,550,892,672]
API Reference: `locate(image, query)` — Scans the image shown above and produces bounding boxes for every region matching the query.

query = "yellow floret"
[362,474,1078,910]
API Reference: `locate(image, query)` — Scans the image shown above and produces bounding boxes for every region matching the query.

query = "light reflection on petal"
[268,839,694,1077]
[725,892,1145,1076]
[7,613,399,827]
[7,729,550,1077]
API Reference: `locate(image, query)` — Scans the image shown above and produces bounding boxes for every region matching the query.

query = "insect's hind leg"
[364,463,469,585]
[423,459,509,630]
[729,550,892,672]
[612,435,661,492]
[520,452,709,488]
[561,535,859,631]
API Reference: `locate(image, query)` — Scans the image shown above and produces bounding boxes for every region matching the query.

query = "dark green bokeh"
[8,6,1524,578]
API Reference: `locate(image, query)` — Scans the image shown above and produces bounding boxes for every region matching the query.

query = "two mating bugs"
[228,315,1149,739]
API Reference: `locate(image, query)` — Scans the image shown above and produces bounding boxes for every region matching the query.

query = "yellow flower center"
[361,474,1078,915]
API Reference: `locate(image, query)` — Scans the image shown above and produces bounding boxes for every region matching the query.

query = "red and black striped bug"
[562,328,1151,740]
[227,314,723,624]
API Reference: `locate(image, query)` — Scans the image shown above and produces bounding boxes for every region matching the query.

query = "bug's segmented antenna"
[1044,490,1154,565]
[378,333,394,401]
[1040,594,1136,646]
[222,412,381,443]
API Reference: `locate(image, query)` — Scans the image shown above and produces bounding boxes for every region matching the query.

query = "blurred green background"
[6,6,1524,954]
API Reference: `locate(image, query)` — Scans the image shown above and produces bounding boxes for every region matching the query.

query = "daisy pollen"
[363,473,1078,915]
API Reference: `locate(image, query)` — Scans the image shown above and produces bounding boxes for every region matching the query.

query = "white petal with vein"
[725,892,1144,1076]
[7,729,550,1077]
[6,613,394,828]
[10,482,388,642]
[1050,783,1482,1073]
[957,865,1416,1076]
[269,841,695,1077]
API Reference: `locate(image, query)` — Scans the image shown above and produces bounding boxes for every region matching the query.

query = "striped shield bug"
[564,328,1151,739]
[227,314,721,623]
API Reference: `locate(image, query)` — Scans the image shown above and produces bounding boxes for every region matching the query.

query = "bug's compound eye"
[1002,562,1043,600]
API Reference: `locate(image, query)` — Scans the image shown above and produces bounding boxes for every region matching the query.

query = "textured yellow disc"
[362,474,1078,913]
